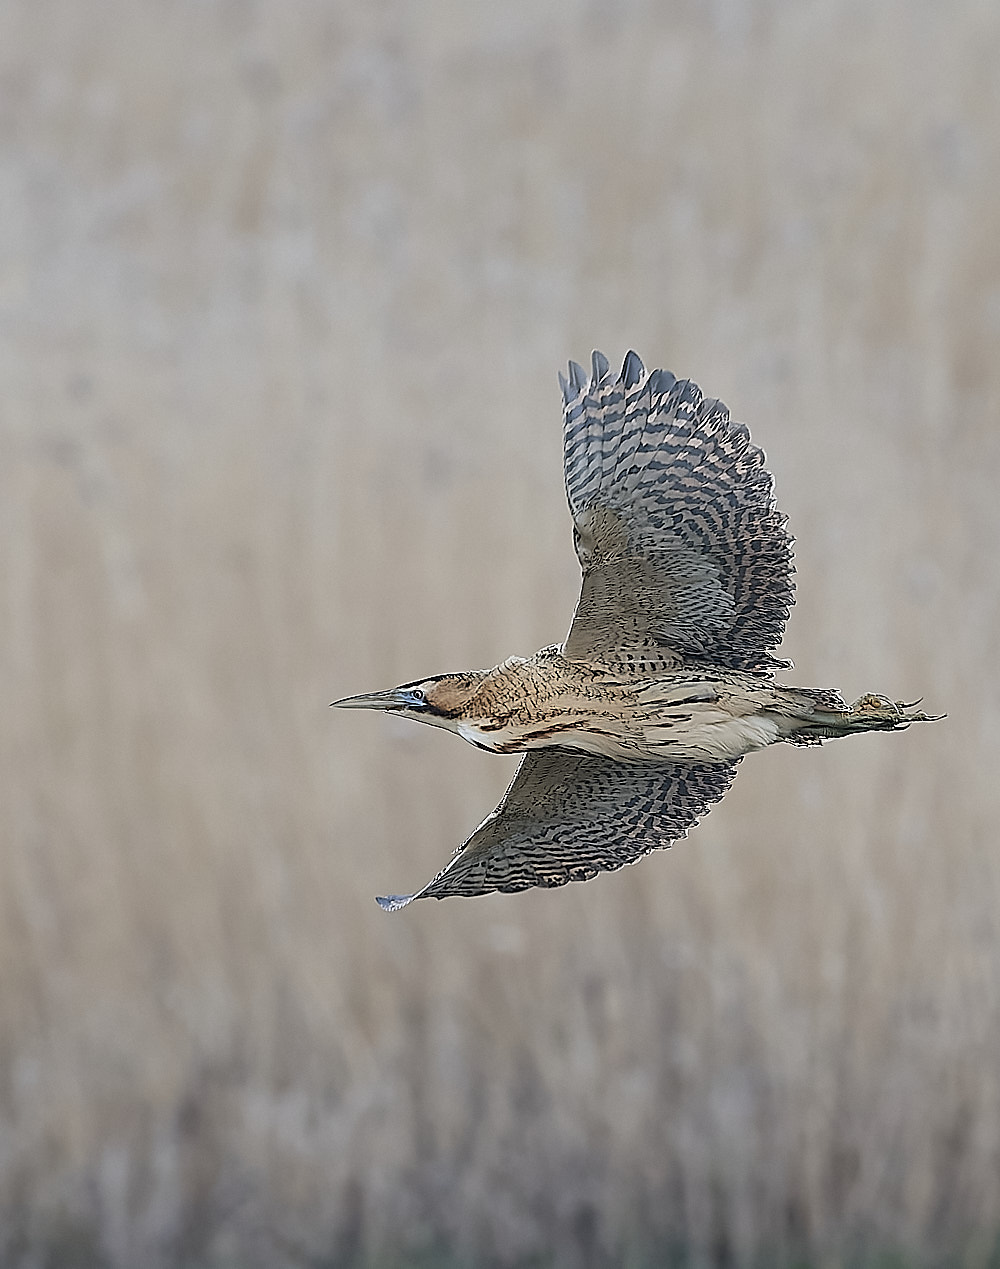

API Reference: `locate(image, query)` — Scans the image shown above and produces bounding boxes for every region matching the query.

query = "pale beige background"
[1,1,997,1265]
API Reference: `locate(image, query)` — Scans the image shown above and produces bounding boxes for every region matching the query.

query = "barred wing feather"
[376,750,739,909]
[561,351,794,671]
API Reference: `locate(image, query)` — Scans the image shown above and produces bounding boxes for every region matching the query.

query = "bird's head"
[331,670,489,737]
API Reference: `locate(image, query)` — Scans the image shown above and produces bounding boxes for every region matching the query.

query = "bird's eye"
[412,688,425,701]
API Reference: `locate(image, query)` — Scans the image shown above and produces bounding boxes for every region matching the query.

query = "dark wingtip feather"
[376,893,415,912]
[568,360,587,392]
[591,350,610,385]
[558,370,570,402]
[621,350,645,388]
[649,368,676,395]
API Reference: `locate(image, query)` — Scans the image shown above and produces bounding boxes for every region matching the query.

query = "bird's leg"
[846,693,940,726]
[786,692,942,745]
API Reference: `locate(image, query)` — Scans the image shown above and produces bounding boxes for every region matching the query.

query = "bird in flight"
[334,352,938,910]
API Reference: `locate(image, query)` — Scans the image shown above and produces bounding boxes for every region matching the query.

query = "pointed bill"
[330,688,415,711]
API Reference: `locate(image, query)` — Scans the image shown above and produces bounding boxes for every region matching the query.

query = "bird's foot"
[790,692,944,744]
[846,693,943,729]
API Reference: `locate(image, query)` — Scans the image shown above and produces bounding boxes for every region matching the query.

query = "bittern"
[335,351,939,910]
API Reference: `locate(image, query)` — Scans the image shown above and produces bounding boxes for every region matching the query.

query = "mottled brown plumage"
[334,351,939,909]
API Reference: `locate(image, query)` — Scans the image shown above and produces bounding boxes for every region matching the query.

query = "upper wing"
[561,351,794,671]
[375,749,739,909]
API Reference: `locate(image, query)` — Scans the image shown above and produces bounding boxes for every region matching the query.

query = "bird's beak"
[330,688,415,711]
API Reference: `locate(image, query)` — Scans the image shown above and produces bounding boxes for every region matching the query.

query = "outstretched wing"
[376,750,739,910]
[561,351,794,672]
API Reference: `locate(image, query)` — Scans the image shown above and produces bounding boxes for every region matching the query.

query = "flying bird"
[334,352,938,910]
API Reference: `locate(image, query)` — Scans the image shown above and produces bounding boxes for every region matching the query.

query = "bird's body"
[407,648,905,765]
[334,351,939,909]
[448,648,783,764]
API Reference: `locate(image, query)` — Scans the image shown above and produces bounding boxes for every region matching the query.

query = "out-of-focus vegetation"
[1,1,997,1264]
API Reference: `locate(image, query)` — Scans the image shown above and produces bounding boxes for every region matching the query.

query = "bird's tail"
[781,688,943,746]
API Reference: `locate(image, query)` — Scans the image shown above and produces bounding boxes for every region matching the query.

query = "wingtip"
[568,360,587,393]
[621,349,645,388]
[376,893,415,912]
[648,367,676,395]
[590,349,610,386]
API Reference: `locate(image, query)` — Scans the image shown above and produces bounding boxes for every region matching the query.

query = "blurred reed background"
[1,1,997,1265]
